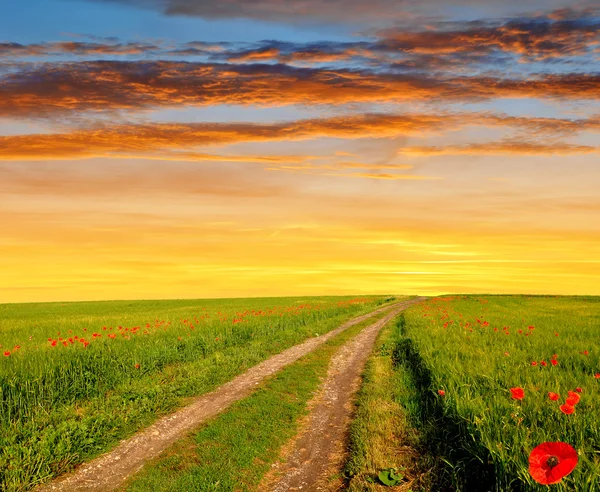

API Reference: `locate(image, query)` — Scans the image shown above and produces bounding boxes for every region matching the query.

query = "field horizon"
[2,294,598,490]
[3,0,600,489]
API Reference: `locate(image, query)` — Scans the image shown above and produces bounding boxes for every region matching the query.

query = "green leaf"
[378,468,403,486]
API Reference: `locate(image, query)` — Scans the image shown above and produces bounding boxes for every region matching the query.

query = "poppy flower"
[531,361,538,366]
[438,389,445,396]
[135,363,140,369]
[595,373,600,379]
[510,387,525,400]
[552,354,558,359]
[560,403,575,415]
[575,387,583,393]
[541,361,547,367]
[566,391,580,405]
[529,442,578,485]
[548,392,560,401]
[551,359,558,366]
[3,350,10,357]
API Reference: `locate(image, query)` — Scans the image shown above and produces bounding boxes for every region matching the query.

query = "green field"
[121,309,393,492]
[396,295,600,491]
[3,294,598,492]
[0,295,390,491]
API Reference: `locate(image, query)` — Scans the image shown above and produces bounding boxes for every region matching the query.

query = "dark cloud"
[376,14,600,61]
[4,9,598,72]
[84,0,599,24]
[2,60,600,119]
[0,41,161,57]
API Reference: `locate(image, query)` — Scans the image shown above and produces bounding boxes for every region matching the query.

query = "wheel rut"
[259,298,424,492]
[37,301,408,492]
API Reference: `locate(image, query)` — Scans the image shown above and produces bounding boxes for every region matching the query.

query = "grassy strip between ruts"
[120,309,399,491]
[344,316,436,491]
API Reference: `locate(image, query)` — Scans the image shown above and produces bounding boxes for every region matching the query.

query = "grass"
[0,295,392,491]
[397,295,600,491]
[121,308,398,491]
[344,316,435,491]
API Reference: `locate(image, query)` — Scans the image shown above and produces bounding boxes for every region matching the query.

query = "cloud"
[0,161,289,197]
[376,13,600,61]
[0,41,161,57]
[84,0,599,24]
[6,9,598,67]
[399,140,600,156]
[3,60,600,119]
[2,112,598,168]
[0,114,445,160]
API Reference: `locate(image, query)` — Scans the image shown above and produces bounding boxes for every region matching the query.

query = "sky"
[1,0,599,302]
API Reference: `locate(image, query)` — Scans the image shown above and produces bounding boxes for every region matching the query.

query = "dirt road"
[260,298,423,491]
[37,300,411,492]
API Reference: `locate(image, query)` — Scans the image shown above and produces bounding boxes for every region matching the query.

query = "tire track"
[37,301,408,492]
[259,298,424,491]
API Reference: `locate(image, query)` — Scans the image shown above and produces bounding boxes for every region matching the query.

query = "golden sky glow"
[1,0,600,301]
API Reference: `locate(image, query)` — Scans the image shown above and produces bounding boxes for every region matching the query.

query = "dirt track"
[259,298,423,491]
[37,301,409,492]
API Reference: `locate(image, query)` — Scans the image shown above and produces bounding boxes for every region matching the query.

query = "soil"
[258,298,424,492]
[36,300,412,492]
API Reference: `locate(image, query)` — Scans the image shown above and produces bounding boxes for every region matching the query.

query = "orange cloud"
[4,61,600,119]
[0,41,160,57]
[2,112,598,162]
[377,15,600,60]
[1,113,598,162]
[400,140,600,156]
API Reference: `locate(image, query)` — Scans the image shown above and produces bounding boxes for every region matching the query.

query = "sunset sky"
[1,0,599,302]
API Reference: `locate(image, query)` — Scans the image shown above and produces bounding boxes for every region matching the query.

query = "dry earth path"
[37,300,409,492]
[259,297,424,492]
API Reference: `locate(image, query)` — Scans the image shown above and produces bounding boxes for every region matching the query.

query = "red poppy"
[552,354,558,359]
[575,387,583,393]
[510,387,525,400]
[560,403,575,415]
[551,359,558,366]
[541,361,547,367]
[135,363,140,369]
[529,442,578,485]
[548,392,560,401]
[531,361,538,366]
[438,389,445,396]
[566,391,580,405]
[595,373,600,379]
[3,350,10,357]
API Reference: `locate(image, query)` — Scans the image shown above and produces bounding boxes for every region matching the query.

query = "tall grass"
[399,295,600,491]
[0,295,389,491]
